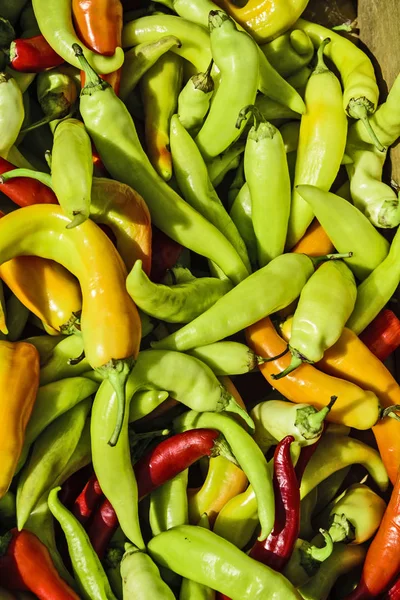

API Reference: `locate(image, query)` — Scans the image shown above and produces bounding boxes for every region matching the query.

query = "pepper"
[384,577,400,600]
[129,389,169,422]
[120,543,175,599]
[87,498,119,559]
[148,525,302,599]
[292,219,334,258]
[274,261,357,378]
[229,183,258,270]
[0,528,79,599]
[246,317,381,430]
[286,39,347,249]
[5,295,29,342]
[51,118,93,228]
[174,411,273,542]
[260,30,314,78]
[300,434,389,500]
[360,309,400,361]
[120,36,181,101]
[0,71,24,159]
[195,11,259,161]
[9,35,64,72]
[72,474,104,525]
[171,116,250,271]
[0,0,27,25]
[179,515,216,599]
[299,487,317,540]
[208,142,245,188]
[188,341,263,376]
[177,60,214,133]
[74,45,248,286]
[48,487,117,600]
[282,530,335,587]
[39,335,89,386]
[240,106,291,267]
[31,0,124,74]
[149,469,189,536]
[152,253,348,352]
[103,536,124,599]
[0,204,141,446]
[296,184,389,280]
[0,157,56,206]
[0,340,39,499]
[127,259,233,323]
[314,467,350,516]
[346,226,400,335]
[294,18,381,148]
[249,436,300,572]
[16,398,92,530]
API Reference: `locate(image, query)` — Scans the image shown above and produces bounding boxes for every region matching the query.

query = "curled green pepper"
[177,60,214,133]
[259,30,314,78]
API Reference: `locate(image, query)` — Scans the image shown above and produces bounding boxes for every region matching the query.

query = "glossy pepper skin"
[0,528,79,599]
[149,469,189,536]
[177,60,214,134]
[121,543,175,599]
[0,72,24,159]
[360,309,400,362]
[10,35,64,72]
[148,525,302,600]
[0,340,39,499]
[260,29,314,78]
[0,157,57,205]
[250,436,300,571]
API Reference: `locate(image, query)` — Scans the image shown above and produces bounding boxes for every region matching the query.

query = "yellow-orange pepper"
[0,340,39,498]
[213,0,310,43]
[292,219,334,257]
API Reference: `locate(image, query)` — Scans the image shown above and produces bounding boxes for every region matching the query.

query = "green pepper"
[129,389,169,423]
[314,467,351,516]
[174,411,274,542]
[140,52,182,181]
[347,226,400,334]
[188,341,263,376]
[120,36,181,102]
[194,11,259,161]
[5,294,29,342]
[296,184,389,281]
[170,114,251,273]
[207,142,245,188]
[259,30,314,78]
[16,398,92,530]
[50,118,93,228]
[104,540,124,600]
[300,434,389,500]
[179,514,216,600]
[282,530,334,587]
[149,469,189,536]
[229,183,258,270]
[148,525,302,599]
[121,543,175,599]
[274,261,357,378]
[56,417,92,484]
[177,60,214,134]
[255,94,300,123]
[48,486,117,600]
[126,259,233,323]
[23,334,65,366]
[299,487,318,540]
[241,106,291,266]
[39,335,90,385]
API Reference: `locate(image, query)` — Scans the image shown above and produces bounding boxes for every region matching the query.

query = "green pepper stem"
[222,391,255,433]
[236,104,266,130]
[0,168,53,188]
[311,252,353,267]
[96,360,133,447]
[328,513,356,544]
[212,435,240,467]
[208,10,230,32]
[20,109,75,134]
[304,529,334,563]
[332,21,356,32]
[348,99,385,152]
[307,396,337,430]
[271,353,303,380]
[313,38,331,75]
[381,404,400,421]
[66,211,89,230]
[73,43,110,93]
[67,350,85,366]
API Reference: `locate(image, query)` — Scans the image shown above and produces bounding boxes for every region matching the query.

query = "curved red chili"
[87,498,119,559]
[0,158,57,206]
[10,35,64,72]
[72,473,104,524]
[360,309,400,362]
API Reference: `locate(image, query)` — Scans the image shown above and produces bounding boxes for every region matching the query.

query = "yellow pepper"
[0,340,40,498]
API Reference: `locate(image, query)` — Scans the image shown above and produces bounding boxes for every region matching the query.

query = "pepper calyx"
[208,10,230,31]
[271,349,304,380]
[218,387,255,432]
[328,512,356,544]
[347,97,385,152]
[295,397,336,440]
[104,543,124,569]
[212,434,240,467]
[192,59,214,94]
[73,43,111,95]
[299,529,334,575]
[313,38,331,75]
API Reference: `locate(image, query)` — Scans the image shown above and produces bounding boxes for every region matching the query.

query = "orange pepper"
[291,219,334,257]
[246,317,380,430]
[0,340,39,498]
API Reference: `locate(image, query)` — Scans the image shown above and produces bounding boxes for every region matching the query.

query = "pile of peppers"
[0,0,400,598]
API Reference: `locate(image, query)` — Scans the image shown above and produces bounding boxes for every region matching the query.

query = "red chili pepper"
[294,423,327,484]
[72,473,104,525]
[384,575,400,599]
[345,470,400,599]
[0,529,79,599]
[10,36,64,72]
[150,226,183,283]
[0,158,57,206]
[86,498,119,559]
[249,436,300,571]
[360,309,400,362]
[59,465,93,510]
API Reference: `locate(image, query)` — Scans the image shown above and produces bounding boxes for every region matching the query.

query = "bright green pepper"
[149,469,189,536]
[121,543,175,600]
[180,514,216,600]
[48,486,117,600]
[103,541,124,600]
[174,411,274,542]
[229,183,258,270]
[241,106,291,266]
[56,417,92,485]
[300,434,389,500]
[286,39,348,250]
[152,253,345,352]
[148,525,302,599]
[0,71,24,159]
[119,36,181,102]
[177,60,214,133]
[129,389,169,422]
[188,341,263,376]
[140,52,182,181]
[260,30,314,78]
[127,259,233,323]
[296,184,390,281]
[207,142,245,188]
[346,226,400,334]
[75,45,248,286]
[51,118,93,228]
[227,157,245,209]
[195,11,259,161]
[274,261,357,378]
[170,114,251,272]
[16,398,92,530]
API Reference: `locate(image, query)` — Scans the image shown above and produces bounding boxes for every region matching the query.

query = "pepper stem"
[348,98,385,152]
[328,513,356,544]
[73,43,110,93]
[0,168,53,189]
[236,104,265,130]
[67,350,85,366]
[221,389,255,433]
[66,211,89,230]
[262,345,290,362]
[212,435,240,467]
[20,110,75,134]
[307,396,337,430]
[271,352,303,380]
[302,529,334,564]
[311,252,353,267]
[381,404,400,421]
[313,38,331,75]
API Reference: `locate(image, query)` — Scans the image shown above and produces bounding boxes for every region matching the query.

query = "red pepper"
[0,529,79,599]
[0,158,57,206]
[72,473,104,525]
[360,309,400,362]
[345,470,400,599]
[87,498,119,559]
[150,226,183,283]
[59,465,93,510]
[9,36,64,72]
[384,575,400,599]
[249,436,300,571]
